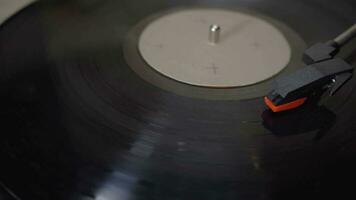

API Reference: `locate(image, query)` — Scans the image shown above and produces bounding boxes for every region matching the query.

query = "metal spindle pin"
[209,24,221,45]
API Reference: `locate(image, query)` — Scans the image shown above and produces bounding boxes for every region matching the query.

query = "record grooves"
[0,1,355,200]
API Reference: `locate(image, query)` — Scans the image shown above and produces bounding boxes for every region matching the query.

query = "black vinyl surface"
[0,0,356,200]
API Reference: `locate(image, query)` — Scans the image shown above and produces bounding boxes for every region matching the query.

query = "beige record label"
[0,0,36,24]
[138,8,292,88]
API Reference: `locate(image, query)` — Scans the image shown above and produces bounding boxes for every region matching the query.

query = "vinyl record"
[0,0,356,200]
